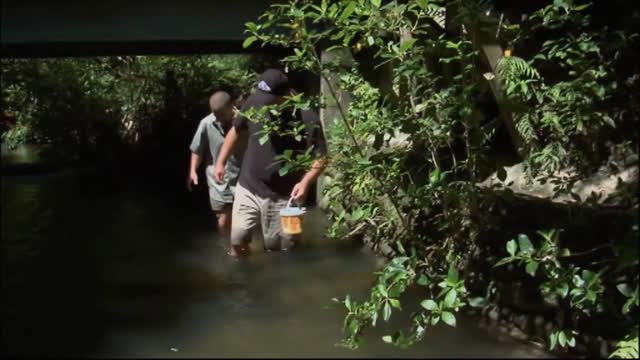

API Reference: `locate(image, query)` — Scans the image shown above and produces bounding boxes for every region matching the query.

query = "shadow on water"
[2,167,226,357]
[2,164,556,358]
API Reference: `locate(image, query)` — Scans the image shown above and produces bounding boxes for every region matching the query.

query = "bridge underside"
[1,0,282,58]
[1,40,291,58]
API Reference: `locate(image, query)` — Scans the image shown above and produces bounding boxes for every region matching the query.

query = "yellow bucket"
[280,198,306,235]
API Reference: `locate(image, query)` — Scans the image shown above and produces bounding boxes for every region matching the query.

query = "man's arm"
[213,126,241,184]
[188,120,207,191]
[291,111,328,202]
[290,157,327,202]
[188,152,203,190]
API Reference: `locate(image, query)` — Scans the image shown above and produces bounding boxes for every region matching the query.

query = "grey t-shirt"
[189,113,244,203]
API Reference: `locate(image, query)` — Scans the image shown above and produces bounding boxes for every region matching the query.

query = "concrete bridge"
[1,0,280,57]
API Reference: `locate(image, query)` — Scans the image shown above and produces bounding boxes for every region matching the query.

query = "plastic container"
[279,198,306,235]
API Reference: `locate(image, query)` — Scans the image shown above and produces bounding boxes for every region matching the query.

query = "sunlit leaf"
[400,38,417,52]
[558,331,567,347]
[339,2,357,22]
[549,332,558,350]
[441,311,456,327]
[517,234,534,255]
[506,240,517,256]
[421,299,438,311]
[468,297,487,308]
[418,274,430,286]
[416,0,429,10]
[444,289,457,308]
[617,283,633,297]
[447,265,459,283]
[383,301,392,321]
[526,261,539,277]
[243,36,258,48]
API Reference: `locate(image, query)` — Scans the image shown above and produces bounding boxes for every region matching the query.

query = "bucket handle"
[286,197,295,209]
[286,197,305,212]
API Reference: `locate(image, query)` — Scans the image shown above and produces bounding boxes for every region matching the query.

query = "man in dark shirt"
[214,69,327,257]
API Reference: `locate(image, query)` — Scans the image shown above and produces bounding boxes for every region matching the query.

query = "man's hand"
[214,162,226,184]
[187,171,198,192]
[290,180,310,202]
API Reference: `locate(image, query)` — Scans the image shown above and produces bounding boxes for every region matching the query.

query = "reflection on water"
[1,144,43,165]
[2,168,553,358]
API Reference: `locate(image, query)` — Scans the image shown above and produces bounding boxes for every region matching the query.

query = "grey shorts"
[230,183,299,251]
[209,187,232,212]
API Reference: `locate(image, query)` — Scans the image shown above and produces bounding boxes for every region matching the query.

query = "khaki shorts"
[230,183,299,251]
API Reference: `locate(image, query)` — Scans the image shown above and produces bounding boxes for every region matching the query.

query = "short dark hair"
[209,91,232,112]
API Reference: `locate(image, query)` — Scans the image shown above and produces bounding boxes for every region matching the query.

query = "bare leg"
[229,243,251,257]
[216,204,232,237]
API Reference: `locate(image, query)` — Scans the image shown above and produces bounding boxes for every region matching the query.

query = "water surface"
[2,166,553,358]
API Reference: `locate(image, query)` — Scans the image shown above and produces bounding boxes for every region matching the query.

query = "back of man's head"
[209,91,232,113]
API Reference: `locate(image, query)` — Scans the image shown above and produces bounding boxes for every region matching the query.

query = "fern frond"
[515,114,538,142]
[610,330,639,359]
[496,56,540,82]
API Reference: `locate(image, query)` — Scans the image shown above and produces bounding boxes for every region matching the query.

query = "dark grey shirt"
[233,103,327,200]
[190,113,243,203]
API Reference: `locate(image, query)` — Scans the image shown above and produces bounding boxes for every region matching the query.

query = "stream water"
[2,149,555,358]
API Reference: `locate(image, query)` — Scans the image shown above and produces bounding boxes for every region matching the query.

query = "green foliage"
[246,0,639,355]
[610,329,639,359]
[496,229,638,351]
[496,1,639,176]
[1,55,258,160]
[549,329,577,350]
[247,0,493,349]
[237,93,321,176]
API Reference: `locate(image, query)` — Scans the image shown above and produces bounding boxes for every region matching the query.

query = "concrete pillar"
[466,12,527,159]
[317,47,354,210]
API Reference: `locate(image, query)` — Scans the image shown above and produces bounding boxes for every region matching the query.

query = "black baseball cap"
[258,68,290,95]
[238,68,292,112]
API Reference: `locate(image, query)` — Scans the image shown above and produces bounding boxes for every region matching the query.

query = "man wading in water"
[214,69,327,257]
[188,91,245,250]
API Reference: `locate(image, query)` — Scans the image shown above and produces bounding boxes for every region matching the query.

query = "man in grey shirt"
[188,91,244,239]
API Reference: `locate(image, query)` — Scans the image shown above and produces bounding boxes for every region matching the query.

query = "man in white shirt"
[187,91,244,239]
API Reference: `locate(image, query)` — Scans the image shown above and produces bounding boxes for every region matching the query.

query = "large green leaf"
[444,289,457,308]
[526,261,539,277]
[506,240,517,256]
[421,299,438,311]
[242,36,258,49]
[418,274,430,286]
[549,332,558,350]
[442,311,456,327]
[416,0,429,10]
[617,283,633,297]
[447,265,459,283]
[339,1,357,22]
[468,297,487,308]
[558,331,567,347]
[430,168,441,185]
[517,234,534,255]
[400,38,417,52]
[383,301,392,321]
